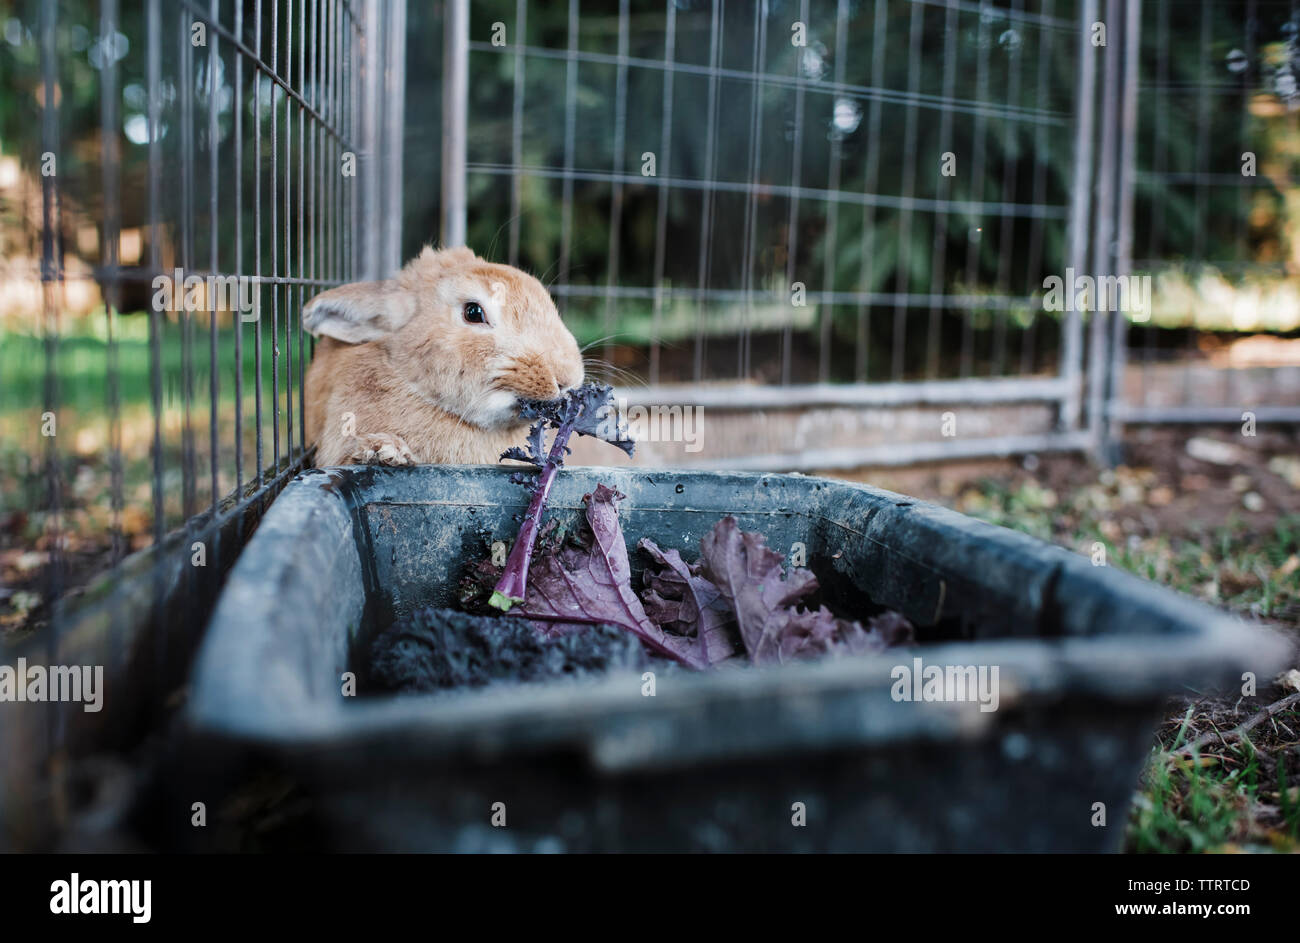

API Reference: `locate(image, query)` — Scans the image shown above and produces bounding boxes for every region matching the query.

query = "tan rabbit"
[303,246,584,466]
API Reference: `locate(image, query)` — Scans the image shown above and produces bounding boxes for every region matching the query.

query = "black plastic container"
[187,465,1288,851]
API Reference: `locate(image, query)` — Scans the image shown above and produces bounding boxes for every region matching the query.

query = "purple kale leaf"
[638,538,743,666]
[514,484,706,668]
[769,606,916,663]
[500,421,547,467]
[490,382,635,611]
[695,516,913,666]
[696,516,819,665]
[503,381,634,467]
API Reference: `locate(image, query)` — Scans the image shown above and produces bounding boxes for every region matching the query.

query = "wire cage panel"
[1114,0,1300,428]
[448,0,1094,406]
[0,0,405,829]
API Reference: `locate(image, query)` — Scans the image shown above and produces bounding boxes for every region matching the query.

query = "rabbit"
[302,245,584,466]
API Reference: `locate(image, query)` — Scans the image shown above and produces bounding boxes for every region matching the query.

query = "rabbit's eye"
[463,301,487,325]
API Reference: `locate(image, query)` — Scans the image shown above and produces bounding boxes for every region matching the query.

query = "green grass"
[1,316,308,528]
[0,313,294,425]
[960,477,1300,621]
[954,473,1300,853]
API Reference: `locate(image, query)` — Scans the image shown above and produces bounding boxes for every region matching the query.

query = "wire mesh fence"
[440,0,1300,468]
[0,0,403,816]
[1114,0,1300,427]
[9,0,1300,641]
[449,1,1093,393]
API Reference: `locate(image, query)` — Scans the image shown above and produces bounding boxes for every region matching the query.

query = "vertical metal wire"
[508,0,527,267]
[284,0,295,464]
[255,0,266,486]
[1184,0,1211,405]
[295,0,304,455]
[926,0,959,379]
[602,0,631,367]
[781,0,809,385]
[234,0,246,491]
[271,0,281,471]
[180,11,197,519]
[299,0,309,454]
[345,0,352,326]
[327,0,338,312]
[315,0,324,335]
[648,0,676,385]
[558,0,578,289]
[102,0,124,566]
[147,0,165,568]
[959,0,993,379]
[341,0,348,280]
[740,3,767,382]
[818,0,849,384]
[339,0,346,283]
[1141,0,1171,407]
[383,1,406,274]
[856,0,888,382]
[1237,0,1256,264]
[344,0,350,278]
[991,0,1026,378]
[208,0,221,512]
[1226,0,1257,411]
[692,0,723,383]
[313,0,323,375]
[1020,0,1056,377]
[39,0,64,689]
[892,0,924,381]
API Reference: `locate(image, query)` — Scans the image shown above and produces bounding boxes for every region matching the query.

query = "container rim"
[187,465,1291,772]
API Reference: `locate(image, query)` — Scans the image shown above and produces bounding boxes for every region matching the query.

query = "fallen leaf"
[1186,437,1242,466]
[1148,485,1174,507]
[1277,668,1300,694]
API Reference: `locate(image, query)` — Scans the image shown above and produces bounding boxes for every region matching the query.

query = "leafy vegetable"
[513,485,707,668]
[694,517,820,665]
[489,382,633,612]
[638,538,742,665]
[479,384,911,668]
[475,487,912,671]
[646,517,915,666]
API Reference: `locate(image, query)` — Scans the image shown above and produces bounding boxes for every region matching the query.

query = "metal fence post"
[383,0,408,273]
[1088,0,1122,459]
[358,0,407,278]
[1062,0,1099,434]
[441,0,469,247]
[360,0,379,278]
[1105,0,1142,462]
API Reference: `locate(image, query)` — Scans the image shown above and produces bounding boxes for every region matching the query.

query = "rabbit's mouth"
[395,371,522,431]
[460,387,527,430]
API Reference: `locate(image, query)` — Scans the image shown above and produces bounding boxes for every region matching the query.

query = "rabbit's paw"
[344,432,417,466]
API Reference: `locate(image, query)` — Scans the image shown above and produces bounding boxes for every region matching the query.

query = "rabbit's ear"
[414,244,476,269]
[303,280,414,343]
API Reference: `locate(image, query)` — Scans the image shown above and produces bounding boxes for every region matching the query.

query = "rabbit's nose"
[556,368,582,392]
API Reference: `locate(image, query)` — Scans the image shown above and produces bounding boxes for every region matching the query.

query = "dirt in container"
[366,609,663,694]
